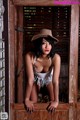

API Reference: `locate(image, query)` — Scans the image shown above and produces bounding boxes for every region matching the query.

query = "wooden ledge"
[11,103,70,111]
[13,0,56,6]
[12,0,71,6]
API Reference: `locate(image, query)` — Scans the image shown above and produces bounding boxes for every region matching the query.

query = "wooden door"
[8,0,80,120]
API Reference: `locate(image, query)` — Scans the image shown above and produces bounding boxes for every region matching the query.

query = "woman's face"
[41,38,52,55]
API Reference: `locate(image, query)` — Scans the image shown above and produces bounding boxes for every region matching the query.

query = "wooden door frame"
[69,5,79,103]
[8,0,79,120]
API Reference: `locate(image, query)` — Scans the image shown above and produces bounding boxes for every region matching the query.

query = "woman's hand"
[25,99,34,113]
[47,101,58,112]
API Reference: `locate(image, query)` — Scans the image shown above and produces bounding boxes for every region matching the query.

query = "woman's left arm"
[52,53,61,104]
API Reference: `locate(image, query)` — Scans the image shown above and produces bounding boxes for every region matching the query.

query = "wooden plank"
[14,110,69,120]
[76,103,80,120]
[12,103,70,111]
[69,104,77,120]
[11,103,70,120]
[17,7,24,103]
[8,1,15,120]
[12,0,56,6]
[12,103,70,120]
[69,5,79,103]
[12,0,71,6]
[69,5,79,120]
[14,3,18,72]
[9,0,15,105]
[12,103,80,120]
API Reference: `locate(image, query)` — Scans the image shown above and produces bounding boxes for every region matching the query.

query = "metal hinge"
[15,26,24,32]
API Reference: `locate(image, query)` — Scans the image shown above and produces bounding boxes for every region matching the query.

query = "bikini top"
[33,56,53,79]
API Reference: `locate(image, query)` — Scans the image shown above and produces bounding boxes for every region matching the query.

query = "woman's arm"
[52,53,61,103]
[25,52,34,99]
[47,54,61,112]
[25,52,35,112]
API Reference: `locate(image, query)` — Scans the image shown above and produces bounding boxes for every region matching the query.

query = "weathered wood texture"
[76,103,80,120]
[9,0,15,104]
[17,7,24,103]
[12,0,80,6]
[8,1,15,120]
[12,0,61,6]
[12,103,69,120]
[69,5,79,103]
[11,103,80,120]
[8,0,80,119]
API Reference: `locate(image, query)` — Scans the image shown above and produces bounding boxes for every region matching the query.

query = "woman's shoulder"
[25,51,35,57]
[53,53,60,59]
[52,53,61,64]
[25,52,35,62]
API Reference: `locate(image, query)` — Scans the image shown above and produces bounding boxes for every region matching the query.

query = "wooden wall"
[8,0,80,120]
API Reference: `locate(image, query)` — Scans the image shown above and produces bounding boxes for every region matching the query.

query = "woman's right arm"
[25,53,34,112]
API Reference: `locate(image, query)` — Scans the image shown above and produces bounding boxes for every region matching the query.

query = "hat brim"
[31,34,59,43]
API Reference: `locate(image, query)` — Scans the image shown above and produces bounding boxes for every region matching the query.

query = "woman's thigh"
[30,83,39,103]
[46,82,54,101]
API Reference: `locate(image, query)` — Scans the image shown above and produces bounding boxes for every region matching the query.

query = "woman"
[25,29,61,113]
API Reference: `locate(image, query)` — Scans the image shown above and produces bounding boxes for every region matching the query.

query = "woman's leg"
[30,83,40,103]
[46,82,54,101]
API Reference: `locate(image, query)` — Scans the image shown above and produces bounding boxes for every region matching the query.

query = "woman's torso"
[32,55,53,87]
[33,56,53,73]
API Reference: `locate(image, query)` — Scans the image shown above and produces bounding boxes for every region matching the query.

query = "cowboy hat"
[31,29,59,43]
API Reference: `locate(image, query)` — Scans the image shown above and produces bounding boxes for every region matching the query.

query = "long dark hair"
[31,36,55,58]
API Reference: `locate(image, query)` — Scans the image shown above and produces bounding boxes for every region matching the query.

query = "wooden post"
[17,7,23,103]
[69,5,79,103]
[9,0,15,105]
[8,0,16,120]
[69,5,79,120]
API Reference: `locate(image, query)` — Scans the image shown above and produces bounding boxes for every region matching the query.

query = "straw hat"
[31,29,59,43]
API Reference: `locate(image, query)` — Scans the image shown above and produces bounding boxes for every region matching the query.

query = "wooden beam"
[11,103,70,120]
[9,0,15,106]
[12,103,70,111]
[69,5,79,119]
[17,7,23,103]
[12,0,55,6]
[69,5,79,103]
[8,0,15,120]
[12,0,71,6]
